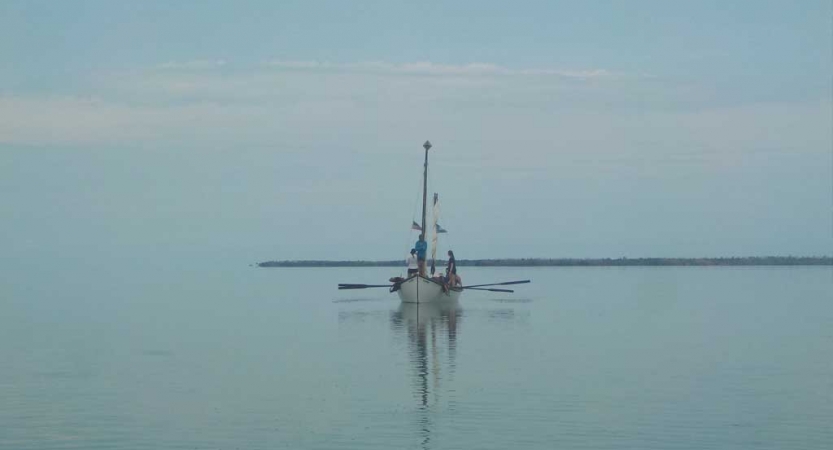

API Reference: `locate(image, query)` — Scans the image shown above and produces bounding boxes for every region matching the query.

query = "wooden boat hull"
[396,276,462,303]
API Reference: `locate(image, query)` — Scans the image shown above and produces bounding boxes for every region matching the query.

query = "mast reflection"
[336,298,527,448]
[390,302,461,405]
[390,301,461,449]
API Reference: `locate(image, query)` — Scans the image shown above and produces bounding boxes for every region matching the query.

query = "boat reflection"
[390,301,461,409]
[390,301,461,449]
[336,299,528,448]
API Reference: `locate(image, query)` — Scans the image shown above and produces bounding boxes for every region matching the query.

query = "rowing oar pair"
[338,279,530,293]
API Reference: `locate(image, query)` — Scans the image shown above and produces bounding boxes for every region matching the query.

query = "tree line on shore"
[258,256,832,268]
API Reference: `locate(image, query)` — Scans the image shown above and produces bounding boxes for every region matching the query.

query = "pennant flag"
[411,221,422,231]
[436,224,447,233]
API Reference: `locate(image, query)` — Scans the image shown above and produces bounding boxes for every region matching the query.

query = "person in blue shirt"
[414,234,428,276]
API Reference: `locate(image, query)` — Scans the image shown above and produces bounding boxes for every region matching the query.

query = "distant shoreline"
[258,257,832,268]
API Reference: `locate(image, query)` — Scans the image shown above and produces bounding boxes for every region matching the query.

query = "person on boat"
[406,249,418,277]
[446,250,458,286]
[415,235,428,276]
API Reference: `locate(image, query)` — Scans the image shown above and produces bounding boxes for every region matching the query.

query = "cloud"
[98,59,630,108]
[0,96,276,145]
[155,59,228,70]
[1,59,828,161]
[261,60,615,79]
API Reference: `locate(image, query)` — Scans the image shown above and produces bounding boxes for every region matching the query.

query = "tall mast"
[421,140,431,235]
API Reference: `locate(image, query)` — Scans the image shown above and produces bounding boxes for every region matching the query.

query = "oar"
[465,287,514,293]
[338,284,394,290]
[460,279,530,289]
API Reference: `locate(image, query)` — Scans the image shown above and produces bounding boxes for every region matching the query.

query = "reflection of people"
[446,250,459,286]
[406,249,418,277]
[415,234,427,276]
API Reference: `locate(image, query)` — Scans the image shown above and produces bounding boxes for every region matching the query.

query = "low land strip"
[258,256,832,267]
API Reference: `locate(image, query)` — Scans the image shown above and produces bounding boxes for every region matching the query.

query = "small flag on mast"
[411,221,422,231]
[436,224,447,233]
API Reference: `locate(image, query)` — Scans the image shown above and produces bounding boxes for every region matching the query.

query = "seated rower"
[445,250,458,287]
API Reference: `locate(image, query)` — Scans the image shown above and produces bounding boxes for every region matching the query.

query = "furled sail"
[430,193,440,275]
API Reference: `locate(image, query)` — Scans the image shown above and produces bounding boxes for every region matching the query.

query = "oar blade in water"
[465,287,514,293]
[460,279,531,289]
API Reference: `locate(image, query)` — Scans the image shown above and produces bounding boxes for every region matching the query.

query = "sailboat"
[337,141,530,301]
[394,141,462,303]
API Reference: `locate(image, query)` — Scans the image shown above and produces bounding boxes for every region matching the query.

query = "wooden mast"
[418,140,432,285]
[421,140,431,236]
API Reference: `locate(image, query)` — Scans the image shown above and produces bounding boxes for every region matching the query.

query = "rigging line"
[443,200,456,251]
[441,202,454,263]
[411,164,423,224]
[426,161,441,261]
[402,159,424,272]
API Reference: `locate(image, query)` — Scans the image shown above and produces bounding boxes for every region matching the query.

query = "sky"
[1,0,831,265]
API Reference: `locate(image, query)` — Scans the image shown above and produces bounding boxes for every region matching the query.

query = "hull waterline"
[396,276,462,303]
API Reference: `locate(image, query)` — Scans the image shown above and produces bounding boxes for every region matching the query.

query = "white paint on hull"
[396,276,462,303]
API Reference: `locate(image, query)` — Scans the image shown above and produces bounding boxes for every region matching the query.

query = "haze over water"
[1,2,831,448]
[2,263,830,449]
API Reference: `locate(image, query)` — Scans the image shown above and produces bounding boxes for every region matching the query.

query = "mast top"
[423,141,432,151]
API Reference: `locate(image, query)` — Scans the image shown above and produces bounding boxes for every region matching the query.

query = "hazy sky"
[1,0,831,264]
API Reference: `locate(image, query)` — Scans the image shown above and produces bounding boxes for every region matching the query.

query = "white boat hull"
[396,276,462,303]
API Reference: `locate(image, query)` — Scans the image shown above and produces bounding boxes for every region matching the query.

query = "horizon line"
[257,256,832,268]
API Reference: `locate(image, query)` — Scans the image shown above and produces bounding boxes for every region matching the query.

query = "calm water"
[1,263,831,449]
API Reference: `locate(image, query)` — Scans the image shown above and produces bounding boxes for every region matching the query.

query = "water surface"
[1,264,831,449]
